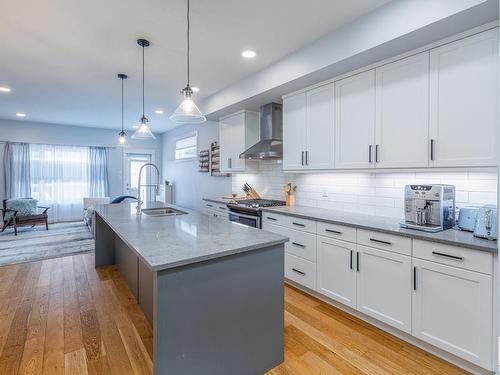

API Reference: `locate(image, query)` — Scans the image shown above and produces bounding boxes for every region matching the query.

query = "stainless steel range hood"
[239,103,283,159]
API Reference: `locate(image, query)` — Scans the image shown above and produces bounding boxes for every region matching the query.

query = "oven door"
[228,210,261,228]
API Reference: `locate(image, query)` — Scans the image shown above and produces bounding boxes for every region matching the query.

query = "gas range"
[227,199,286,228]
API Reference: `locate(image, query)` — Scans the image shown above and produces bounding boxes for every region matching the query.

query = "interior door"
[283,92,307,170]
[124,152,152,201]
[317,237,357,309]
[335,70,376,169]
[429,29,498,167]
[306,83,334,169]
[375,52,430,168]
[412,258,492,369]
[356,245,411,333]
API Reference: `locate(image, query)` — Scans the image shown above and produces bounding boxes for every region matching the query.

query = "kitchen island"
[93,202,288,375]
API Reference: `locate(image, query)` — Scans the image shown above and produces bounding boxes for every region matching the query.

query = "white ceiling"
[0,0,391,133]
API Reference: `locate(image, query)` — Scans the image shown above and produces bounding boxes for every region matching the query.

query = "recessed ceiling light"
[242,50,256,59]
[154,109,164,115]
[15,112,26,117]
[192,87,200,93]
[0,86,11,93]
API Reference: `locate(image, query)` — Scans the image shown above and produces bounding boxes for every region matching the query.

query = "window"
[175,133,197,160]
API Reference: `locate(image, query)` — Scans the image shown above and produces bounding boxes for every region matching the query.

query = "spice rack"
[210,142,230,177]
[198,149,210,173]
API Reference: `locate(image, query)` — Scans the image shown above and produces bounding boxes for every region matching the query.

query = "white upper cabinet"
[412,258,493,369]
[283,92,307,170]
[430,29,499,167]
[283,84,334,170]
[219,111,259,172]
[306,84,335,169]
[335,70,376,169]
[375,52,430,168]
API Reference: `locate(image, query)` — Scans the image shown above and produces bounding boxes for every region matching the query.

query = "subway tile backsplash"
[232,161,498,219]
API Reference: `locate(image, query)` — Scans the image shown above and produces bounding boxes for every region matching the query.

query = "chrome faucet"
[136,163,161,215]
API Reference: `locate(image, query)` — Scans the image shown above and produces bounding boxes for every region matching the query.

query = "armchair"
[1,199,49,236]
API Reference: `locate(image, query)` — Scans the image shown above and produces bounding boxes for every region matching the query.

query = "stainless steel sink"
[141,207,188,217]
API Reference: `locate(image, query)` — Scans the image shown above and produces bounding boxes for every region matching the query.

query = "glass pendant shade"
[118,130,128,146]
[131,118,156,140]
[170,92,206,124]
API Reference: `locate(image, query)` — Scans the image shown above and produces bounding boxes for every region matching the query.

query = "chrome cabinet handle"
[370,238,392,246]
[325,229,342,235]
[292,242,305,248]
[291,268,305,276]
[292,222,305,227]
[432,251,464,261]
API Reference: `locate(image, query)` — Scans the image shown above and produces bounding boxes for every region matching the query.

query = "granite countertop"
[202,197,232,205]
[94,202,288,272]
[261,205,497,253]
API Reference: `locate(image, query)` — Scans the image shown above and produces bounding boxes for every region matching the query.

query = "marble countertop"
[202,197,236,205]
[94,202,288,271]
[261,205,497,253]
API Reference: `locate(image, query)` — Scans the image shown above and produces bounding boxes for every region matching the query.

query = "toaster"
[457,207,479,232]
[474,204,497,241]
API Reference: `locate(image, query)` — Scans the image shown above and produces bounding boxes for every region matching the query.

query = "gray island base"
[93,203,287,375]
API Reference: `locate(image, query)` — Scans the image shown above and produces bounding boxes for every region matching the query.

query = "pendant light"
[117,73,128,146]
[132,39,156,140]
[170,0,206,124]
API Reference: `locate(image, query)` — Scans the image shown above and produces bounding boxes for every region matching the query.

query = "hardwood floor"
[0,253,470,375]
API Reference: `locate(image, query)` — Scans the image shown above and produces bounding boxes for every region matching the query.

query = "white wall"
[232,161,498,220]
[0,119,162,201]
[162,121,232,210]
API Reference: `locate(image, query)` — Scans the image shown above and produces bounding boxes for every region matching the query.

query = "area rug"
[0,221,94,266]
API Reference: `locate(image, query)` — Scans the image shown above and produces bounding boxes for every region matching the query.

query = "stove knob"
[252,203,259,208]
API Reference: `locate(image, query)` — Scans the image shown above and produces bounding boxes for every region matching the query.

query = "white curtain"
[3,142,31,199]
[30,144,90,223]
[89,146,109,197]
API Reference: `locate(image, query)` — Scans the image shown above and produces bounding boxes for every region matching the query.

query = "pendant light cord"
[121,77,124,132]
[187,0,190,86]
[142,45,145,118]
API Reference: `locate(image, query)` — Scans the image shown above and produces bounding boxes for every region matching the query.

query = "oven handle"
[229,211,260,221]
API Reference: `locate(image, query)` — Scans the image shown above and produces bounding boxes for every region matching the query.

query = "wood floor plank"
[64,348,89,375]
[0,252,472,375]
[42,258,65,375]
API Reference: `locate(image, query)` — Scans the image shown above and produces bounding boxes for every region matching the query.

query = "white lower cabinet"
[412,258,492,369]
[317,237,357,309]
[285,253,316,290]
[356,245,412,333]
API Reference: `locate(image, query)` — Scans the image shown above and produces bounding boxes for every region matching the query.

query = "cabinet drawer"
[262,213,288,226]
[317,222,356,243]
[285,253,316,290]
[357,229,411,256]
[203,201,229,214]
[264,223,316,262]
[413,239,492,275]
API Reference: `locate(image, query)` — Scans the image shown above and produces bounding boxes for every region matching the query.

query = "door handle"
[356,252,360,272]
[305,151,309,166]
[430,139,435,161]
[413,266,417,291]
[301,151,305,166]
[375,145,379,163]
[369,145,373,163]
[350,250,353,270]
